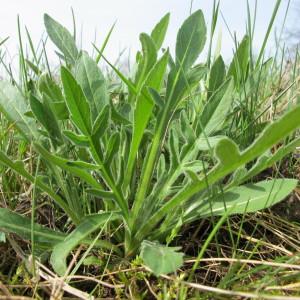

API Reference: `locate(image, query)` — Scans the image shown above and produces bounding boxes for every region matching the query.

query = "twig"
[185,257,300,270]
[161,272,300,300]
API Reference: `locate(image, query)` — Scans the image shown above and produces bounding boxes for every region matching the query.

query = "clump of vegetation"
[0,1,300,298]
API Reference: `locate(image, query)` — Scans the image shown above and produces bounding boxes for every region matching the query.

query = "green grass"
[0,1,300,299]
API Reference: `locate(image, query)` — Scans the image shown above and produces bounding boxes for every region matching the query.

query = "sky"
[0,0,297,71]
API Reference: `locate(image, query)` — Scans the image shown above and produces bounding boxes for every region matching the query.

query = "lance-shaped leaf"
[196,179,298,217]
[63,130,89,147]
[0,208,119,254]
[199,78,234,136]
[0,151,79,223]
[140,240,184,276]
[92,105,110,140]
[0,232,5,243]
[61,66,92,135]
[38,74,68,120]
[135,33,157,88]
[135,105,300,241]
[0,81,38,140]
[34,143,103,190]
[75,52,108,121]
[30,94,62,145]
[48,99,69,120]
[38,73,64,102]
[208,55,225,99]
[44,14,79,64]
[105,132,120,165]
[0,208,65,246]
[235,137,300,186]
[176,9,206,70]
[228,35,249,85]
[151,13,170,50]
[159,79,233,202]
[25,59,41,75]
[50,212,120,275]
[125,51,169,186]
[187,63,207,84]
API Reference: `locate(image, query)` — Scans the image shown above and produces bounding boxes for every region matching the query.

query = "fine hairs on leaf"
[0,7,298,277]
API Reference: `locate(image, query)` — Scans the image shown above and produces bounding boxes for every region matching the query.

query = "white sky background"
[0,0,296,73]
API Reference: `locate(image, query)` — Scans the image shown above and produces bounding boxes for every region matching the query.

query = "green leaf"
[38,73,64,102]
[0,81,38,140]
[95,22,116,64]
[0,36,9,47]
[135,105,300,241]
[86,188,115,200]
[151,13,170,50]
[50,212,119,275]
[179,111,195,144]
[63,130,89,147]
[51,101,69,120]
[135,33,157,88]
[0,208,119,255]
[208,56,225,99]
[44,14,79,64]
[83,256,102,266]
[126,51,169,184]
[187,64,207,84]
[198,179,298,217]
[25,59,41,75]
[148,87,164,108]
[168,128,180,171]
[92,105,110,140]
[38,74,68,120]
[0,232,6,243]
[228,35,249,85]
[75,52,108,121]
[0,151,79,223]
[105,132,120,165]
[66,160,100,170]
[95,49,138,96]
[34,143,102,190]
[200,78,234,136]
[140,240,184,276]
[176,10,206,70]
[61,66,92,135]
[195,136,226,151]
[236,137,300,185]
[110,103,131,126]
[30,94,62,145]
[0,208,65,246]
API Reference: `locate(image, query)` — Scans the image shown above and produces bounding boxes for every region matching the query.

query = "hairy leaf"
[44,14,79,64]
[75,52,108,121]
[0,81,37,140]
[151,13,170,50]
[30,94,62,145]
[61,66,92,135]
[228,35,249,85]
[135,106,300,241]
[140,240,184,276]
[63,130,89,147]
[51,212,120,275]
[208,55,225,99]
[0,208,65,246]
[38,73,64,102]
[34,143,102,190]
[176,10,206,70]
[135,33,157,88]
[200,78,234,136]
[197,179,298,217]
[126,51,169,184]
